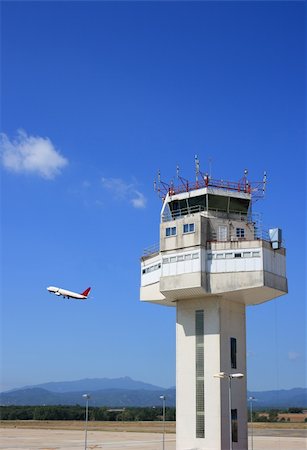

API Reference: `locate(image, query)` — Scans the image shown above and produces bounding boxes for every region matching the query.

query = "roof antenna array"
[154,156,267,201]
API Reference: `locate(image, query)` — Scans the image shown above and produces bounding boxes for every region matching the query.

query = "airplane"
[47,286,91,300]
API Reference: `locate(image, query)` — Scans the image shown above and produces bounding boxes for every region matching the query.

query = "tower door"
[218,225,228,241]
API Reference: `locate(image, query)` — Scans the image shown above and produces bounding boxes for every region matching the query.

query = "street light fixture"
[248,396,256,450]
[160,395,166,450]
[82,394,90,450]
[214,373,244,450]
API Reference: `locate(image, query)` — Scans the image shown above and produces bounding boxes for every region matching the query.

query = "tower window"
[218,225,228,241]
[183,223,195,233]
[230,337,237,369]
[236,228,245,238]
[166,226,176,237]
[231,409,238,442]
[195,310,205,438]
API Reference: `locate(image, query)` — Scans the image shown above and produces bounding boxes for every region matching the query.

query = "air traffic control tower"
[140,158,287,450]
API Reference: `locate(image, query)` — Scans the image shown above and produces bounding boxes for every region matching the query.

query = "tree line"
[0,405,176,421]
[250,408,306,423]
[1,406,305,422]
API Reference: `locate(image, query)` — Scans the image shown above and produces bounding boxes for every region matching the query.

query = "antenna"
[177,163,189,192]
[195,155,200,185]
[263,171,267,194]
[244,169,249,192]
[208,157,212,179]
[204,172,209,186]
[154,169,171,198]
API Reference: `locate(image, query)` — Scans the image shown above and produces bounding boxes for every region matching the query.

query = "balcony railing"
[142,242,160,259]
[162,205,205,222]
[141,230,280,259]
[162,205,252,223]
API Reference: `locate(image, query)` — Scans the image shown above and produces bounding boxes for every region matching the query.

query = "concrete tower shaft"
[140,173,287,450]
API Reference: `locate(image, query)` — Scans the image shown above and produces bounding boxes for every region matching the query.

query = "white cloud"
[101,177,147,209]
[0,130,68,179]
[101,177,129,199]
[131,190,147,209]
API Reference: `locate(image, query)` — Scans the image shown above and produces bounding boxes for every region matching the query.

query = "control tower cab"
[140,160,287,450]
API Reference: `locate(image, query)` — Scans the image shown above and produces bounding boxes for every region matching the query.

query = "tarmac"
[0,427,306,450]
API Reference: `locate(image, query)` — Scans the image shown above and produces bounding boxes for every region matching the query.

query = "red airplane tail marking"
[81,287,91,297]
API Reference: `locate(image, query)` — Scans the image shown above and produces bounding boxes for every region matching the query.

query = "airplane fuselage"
[47,286,90,300]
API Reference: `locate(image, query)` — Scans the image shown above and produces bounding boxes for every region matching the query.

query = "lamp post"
[82,394,90,450]
[214,372,244,450]
[160,395,166,450]
[248,396,256,450]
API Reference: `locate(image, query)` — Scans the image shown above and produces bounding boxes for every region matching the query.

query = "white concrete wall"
[263,247,286,277]
[141,247,286,290]
[162,250,201,277]
[176,298,221,450]
[141,255,161,287]
[160,215,202,252]
[176,297,247,450]
[219,300,248,450]
[204,248,262,273]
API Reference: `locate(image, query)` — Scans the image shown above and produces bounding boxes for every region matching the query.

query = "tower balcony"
[140,239,287,307]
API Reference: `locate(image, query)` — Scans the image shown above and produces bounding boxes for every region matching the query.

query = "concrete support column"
[176,297,248,450]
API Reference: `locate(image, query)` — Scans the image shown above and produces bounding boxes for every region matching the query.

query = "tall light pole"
[214,372,244,450]
[248,396,256,450]
[82,394,90,450]
[160,395,166,450]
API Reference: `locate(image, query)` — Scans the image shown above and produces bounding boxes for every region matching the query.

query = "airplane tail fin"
[81,287,91,297]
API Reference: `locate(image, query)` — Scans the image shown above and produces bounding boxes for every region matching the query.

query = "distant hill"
[248,388,307,409]
[1,377,306,409]
[23,376,164,393]
[0,387,176,407]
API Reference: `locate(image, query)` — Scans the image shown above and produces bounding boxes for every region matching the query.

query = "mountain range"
[1,377,306,409]
[24,376,165,393]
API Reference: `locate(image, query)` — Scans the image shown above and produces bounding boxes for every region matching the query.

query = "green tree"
[268,410,278,422]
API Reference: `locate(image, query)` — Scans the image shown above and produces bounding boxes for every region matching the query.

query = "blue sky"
[1,1,305,393]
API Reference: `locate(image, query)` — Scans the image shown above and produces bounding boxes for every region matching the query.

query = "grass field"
[1,420,306,432]
[0,420,176,433]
